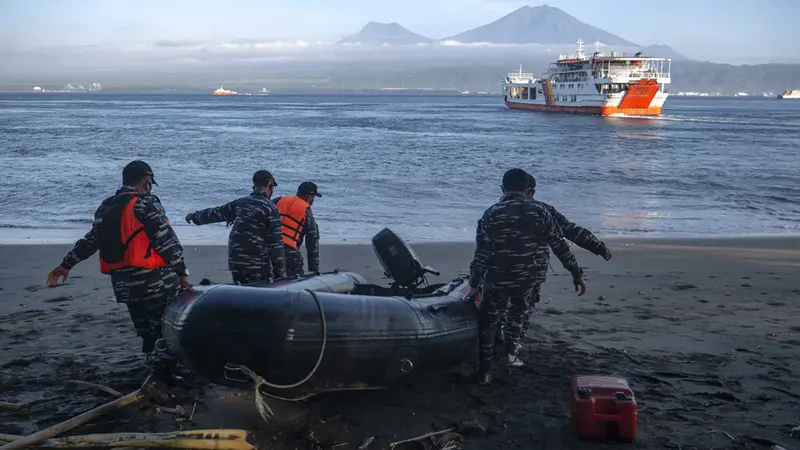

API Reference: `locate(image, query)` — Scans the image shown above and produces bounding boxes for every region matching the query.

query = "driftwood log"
[0,429,254,450]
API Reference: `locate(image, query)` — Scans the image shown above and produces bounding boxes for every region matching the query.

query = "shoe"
[504,355,524,367]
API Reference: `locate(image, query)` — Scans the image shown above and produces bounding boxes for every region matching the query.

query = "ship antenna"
[576,38,584,59]
[595,39,600,53]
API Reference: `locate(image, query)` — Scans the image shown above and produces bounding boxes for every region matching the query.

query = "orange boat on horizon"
[212,85,238,96]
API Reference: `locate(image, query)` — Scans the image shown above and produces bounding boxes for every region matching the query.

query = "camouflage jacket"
[60,186,187,302]
[536,200,608,257]
[189,191,286,280]
[468,192,583,291]
[272,196,320,273]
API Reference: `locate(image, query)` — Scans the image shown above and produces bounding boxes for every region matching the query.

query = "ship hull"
[503,79,668,117]
[505,99,662,116]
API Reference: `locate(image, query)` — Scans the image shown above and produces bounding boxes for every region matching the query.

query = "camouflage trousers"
[284,246,305,278]
[110,269,178,355]
[231,270,271,285]
[494,281,543,349]
[126,299,169,355]
[477,284,534,376]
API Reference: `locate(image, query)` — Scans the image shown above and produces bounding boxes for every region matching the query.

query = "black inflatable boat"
[161,228,479,397]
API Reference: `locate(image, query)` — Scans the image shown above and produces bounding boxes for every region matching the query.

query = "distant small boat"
[777,89,800,99]
[253,88,270,96]
[212,85,238,96]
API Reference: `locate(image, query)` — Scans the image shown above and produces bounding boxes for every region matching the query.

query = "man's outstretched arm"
[539,209,586,295]
[187,201,237,225]
[541,202,611,260]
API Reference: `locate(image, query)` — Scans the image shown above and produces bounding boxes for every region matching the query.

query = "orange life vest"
[97,192,168,274]
[276,195,310,249]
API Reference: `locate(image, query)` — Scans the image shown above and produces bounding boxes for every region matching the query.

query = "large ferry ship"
[777,89,800,99]
[212,85,238,96]
[502,39,672,116]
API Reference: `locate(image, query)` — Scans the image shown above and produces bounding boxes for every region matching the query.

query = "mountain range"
[4,3,796,93]
[338,4,687,59]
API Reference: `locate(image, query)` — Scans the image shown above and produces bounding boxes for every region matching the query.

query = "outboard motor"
[371,228,440,292]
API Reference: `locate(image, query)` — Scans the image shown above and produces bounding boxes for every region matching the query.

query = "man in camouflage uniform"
[494,171,613,350]
[185,170,286,284]
[467,168,587,385]
[273,181,321,278]
[46,160,192,379]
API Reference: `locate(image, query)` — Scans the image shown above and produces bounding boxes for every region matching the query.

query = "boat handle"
[427,304,447,313]
[400,359,414,374]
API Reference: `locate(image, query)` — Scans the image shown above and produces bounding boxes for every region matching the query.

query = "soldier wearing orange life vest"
[46,160,191,380]
[273,181,321,278]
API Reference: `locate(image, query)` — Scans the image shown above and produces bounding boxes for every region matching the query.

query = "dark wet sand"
[1,236,799,449]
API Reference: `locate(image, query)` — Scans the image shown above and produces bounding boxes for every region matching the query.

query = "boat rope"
[229,288,328,388]
[226,288,386,422]
[224,288,327,423]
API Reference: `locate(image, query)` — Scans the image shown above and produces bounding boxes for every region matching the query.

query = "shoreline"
[2,237,800,448]
[2,225,800,246]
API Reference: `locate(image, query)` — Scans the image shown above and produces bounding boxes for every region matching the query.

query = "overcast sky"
[1,0,796,65]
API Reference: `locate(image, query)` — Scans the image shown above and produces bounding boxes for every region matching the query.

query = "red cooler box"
[570,375,637,442]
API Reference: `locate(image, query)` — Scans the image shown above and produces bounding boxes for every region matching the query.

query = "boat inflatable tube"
[162,228,479,392]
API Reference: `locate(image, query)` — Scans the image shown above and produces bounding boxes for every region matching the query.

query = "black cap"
[502,168,530,192]
[297,181,322,198]
[253,170,277,188]
[122,160,157,186]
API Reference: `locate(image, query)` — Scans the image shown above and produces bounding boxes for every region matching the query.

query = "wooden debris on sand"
[65,381,123,398]
[389,428,456,449]
[0,389,145,450]
[0,376,253,450]
[0,430,253,450]
[0,402,28,411]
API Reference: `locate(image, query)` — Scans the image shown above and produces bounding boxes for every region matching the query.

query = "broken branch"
[65,381,122,398]
[389,428,455,449]
[0,402,27,411]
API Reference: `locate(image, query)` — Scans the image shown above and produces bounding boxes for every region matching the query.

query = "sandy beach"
[1,236,799,449]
